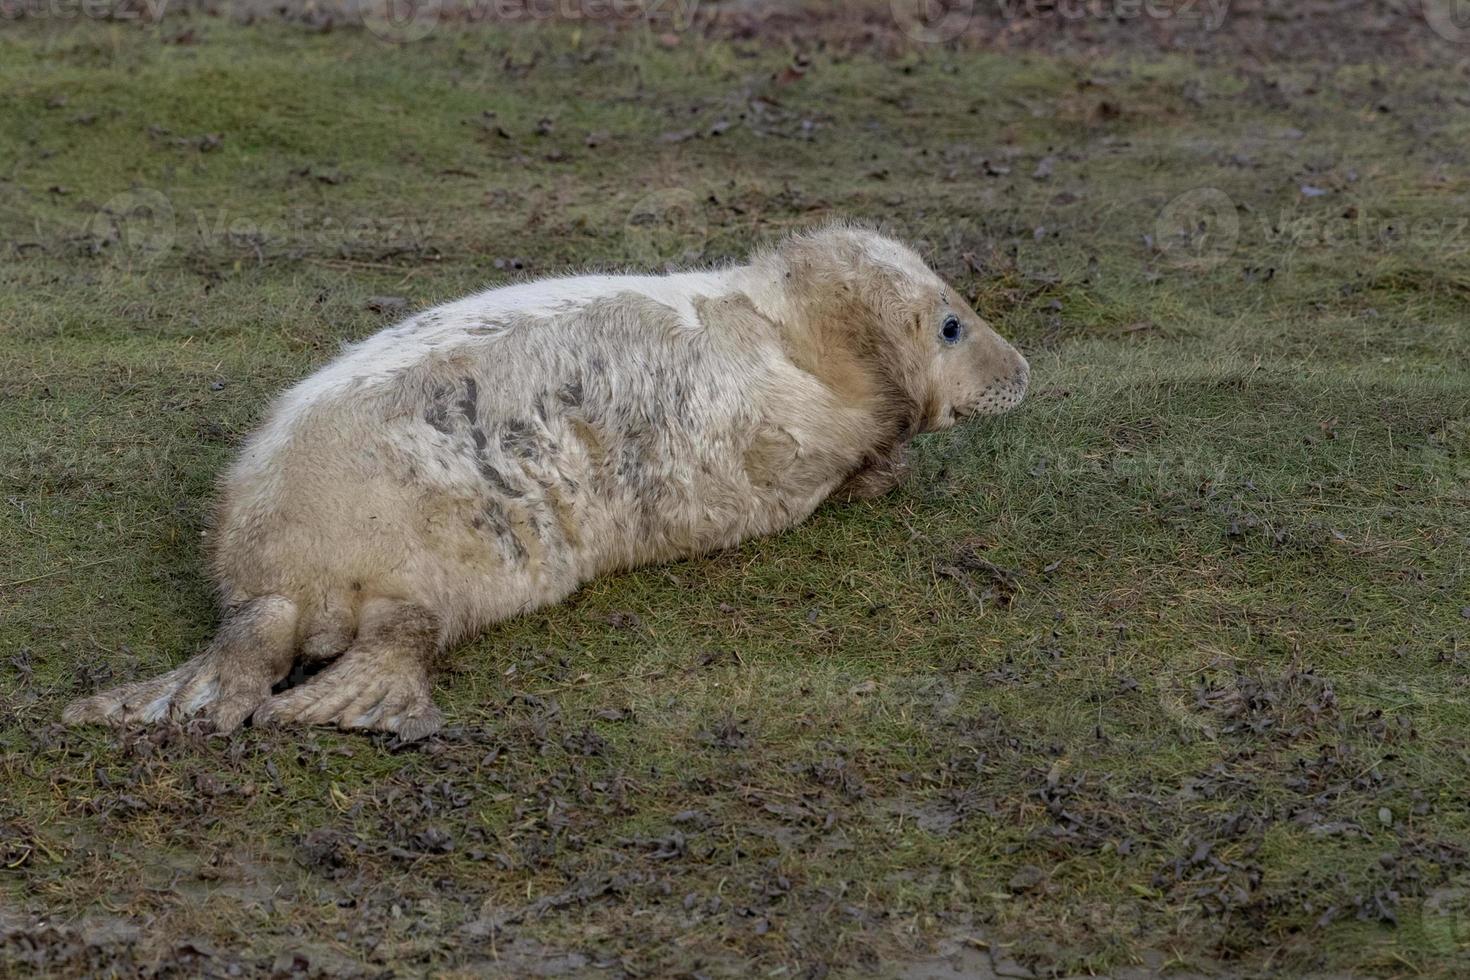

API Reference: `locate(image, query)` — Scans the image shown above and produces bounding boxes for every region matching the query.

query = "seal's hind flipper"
[62,594,299,733]
[253,598,442,741]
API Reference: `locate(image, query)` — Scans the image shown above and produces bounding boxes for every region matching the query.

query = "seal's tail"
[62,594,298,733]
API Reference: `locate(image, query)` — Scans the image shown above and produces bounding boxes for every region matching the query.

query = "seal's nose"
[1011,354,1030,397]
[992,340,1028,397]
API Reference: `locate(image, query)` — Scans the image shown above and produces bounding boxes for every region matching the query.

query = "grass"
[2,7,1469,977]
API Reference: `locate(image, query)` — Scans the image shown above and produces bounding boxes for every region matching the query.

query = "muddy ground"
[2,1,1469,977]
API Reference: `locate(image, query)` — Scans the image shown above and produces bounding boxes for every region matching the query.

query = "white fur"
[64,226,1029,738]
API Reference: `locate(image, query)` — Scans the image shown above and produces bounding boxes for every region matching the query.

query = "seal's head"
[778,226,1029,434]
[891,250,1030,431]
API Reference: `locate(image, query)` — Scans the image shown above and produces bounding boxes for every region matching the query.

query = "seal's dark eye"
[940,315,963,345]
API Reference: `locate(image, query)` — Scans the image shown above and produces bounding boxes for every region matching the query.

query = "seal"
[62,225,1029,740]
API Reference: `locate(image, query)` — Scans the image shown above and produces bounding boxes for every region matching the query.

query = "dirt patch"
[28,0,1461,65]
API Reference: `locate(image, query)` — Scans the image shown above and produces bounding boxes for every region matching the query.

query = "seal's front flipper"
[834,444,912,502]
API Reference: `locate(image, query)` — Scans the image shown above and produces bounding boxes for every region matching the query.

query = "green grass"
[2,11,1469,978]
